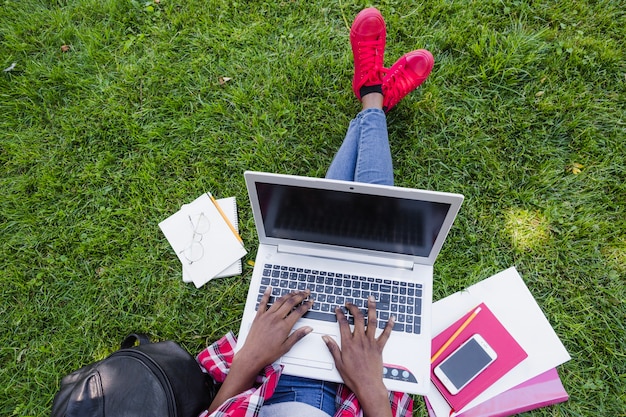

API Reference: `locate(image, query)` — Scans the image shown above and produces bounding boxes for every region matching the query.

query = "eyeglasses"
[179,213,210,265]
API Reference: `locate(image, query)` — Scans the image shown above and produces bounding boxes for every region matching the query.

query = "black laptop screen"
[255,182,451,257]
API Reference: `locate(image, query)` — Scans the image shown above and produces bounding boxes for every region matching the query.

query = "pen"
[207,192,244,245]
[431,306,482,363]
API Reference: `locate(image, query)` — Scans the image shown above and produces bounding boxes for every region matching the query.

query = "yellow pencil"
[431,306,482,363]
[207,192,244,245]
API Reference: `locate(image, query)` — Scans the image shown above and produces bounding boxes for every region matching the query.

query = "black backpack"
[51,334,218,417]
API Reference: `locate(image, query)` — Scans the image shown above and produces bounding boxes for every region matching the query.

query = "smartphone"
[434,334,498,395]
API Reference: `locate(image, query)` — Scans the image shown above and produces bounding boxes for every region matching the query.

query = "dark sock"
[359,84,383,98]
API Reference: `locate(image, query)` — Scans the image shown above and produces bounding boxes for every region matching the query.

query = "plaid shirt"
[196,332,413,417]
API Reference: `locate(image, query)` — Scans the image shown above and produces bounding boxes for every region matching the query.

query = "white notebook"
[159,194,246,288]
[182,197,243,282]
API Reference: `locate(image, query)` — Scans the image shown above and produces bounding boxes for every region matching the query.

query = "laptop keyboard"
[255,263,423,334]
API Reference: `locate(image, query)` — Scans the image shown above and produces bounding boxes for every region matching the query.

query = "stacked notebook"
[450,368,568,417]
[425,267,571,417]
[430,302,529,412]
[159,194,247,288]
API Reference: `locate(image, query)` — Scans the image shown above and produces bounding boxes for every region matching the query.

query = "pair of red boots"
[350,7,434,113]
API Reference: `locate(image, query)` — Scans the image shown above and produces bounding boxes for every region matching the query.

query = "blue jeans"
[264,109,393,415]
[263,375,338,416]
[325,108,394,185]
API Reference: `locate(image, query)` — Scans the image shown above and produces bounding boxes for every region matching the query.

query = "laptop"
[236,171,463,395]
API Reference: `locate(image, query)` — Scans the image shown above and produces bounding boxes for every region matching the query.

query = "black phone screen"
[439,337,494,389]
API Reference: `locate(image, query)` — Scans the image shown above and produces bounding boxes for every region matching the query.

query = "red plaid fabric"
[197,332,413,417]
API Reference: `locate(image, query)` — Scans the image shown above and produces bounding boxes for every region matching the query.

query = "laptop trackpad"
[282,328,337,370]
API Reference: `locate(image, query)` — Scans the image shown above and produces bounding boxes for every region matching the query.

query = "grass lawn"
[1,0,624,415]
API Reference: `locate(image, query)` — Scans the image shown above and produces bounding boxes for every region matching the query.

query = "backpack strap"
[120,333,151,349]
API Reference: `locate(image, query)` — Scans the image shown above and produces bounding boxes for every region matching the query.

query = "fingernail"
[322,335,330,344]
[368,295,375,302]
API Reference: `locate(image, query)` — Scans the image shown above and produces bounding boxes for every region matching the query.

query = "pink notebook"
[456,368,568,416]
[425,368,568,417]
[430,302,528,412]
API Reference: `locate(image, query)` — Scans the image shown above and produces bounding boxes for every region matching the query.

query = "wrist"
[232,349,263,369]
[354,381,392,417]
[229,351,264,384]
[207,351,265,414]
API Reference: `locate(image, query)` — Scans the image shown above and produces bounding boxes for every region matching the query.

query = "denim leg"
[263,375,337,416]
[325,108,394,186]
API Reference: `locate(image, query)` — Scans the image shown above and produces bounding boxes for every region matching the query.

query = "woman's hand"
[235,287,314,374]
[323,296,394,417]
[207,288,313,414]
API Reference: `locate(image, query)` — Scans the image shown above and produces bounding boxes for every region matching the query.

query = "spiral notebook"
[159,194,247,288]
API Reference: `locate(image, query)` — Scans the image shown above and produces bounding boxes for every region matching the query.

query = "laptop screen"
[255,182,452,257]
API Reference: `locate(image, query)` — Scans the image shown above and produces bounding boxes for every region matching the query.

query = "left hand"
[323,296,394,417]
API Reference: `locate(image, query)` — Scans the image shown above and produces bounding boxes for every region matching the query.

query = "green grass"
[1,0,624,415]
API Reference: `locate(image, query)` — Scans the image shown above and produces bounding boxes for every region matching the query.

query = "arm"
[206,288,313,414]
[323,296,395,417]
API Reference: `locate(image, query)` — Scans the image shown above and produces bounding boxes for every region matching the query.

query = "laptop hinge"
[277,244,415,270]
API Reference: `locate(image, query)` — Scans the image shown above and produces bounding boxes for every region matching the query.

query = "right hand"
[236,288,314,372]
[207,290,313,414]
